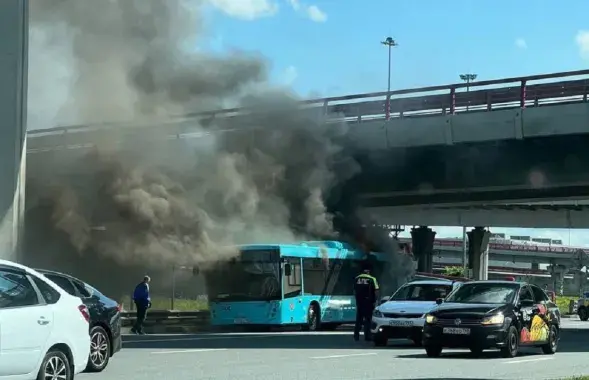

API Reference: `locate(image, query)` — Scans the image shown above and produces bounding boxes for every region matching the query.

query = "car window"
[0,269,40,308]
[46,274,77,296]
[445,283,519,304]
[391,284,453,301]
[530,285,549,303]
[519,286,534,302]
[72,279,93,298]
[31,275,61,304]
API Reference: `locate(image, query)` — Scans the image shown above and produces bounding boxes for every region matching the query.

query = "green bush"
[443,266,466,277]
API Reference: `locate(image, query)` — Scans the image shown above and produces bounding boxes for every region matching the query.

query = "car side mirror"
[284,263,292,277]
[436,298,444,305]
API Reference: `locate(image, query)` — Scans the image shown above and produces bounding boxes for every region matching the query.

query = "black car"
[37,269,123,372]
[422,280,560,358]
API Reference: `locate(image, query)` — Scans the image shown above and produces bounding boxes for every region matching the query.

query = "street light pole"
[381,37,398,120]
[459,73,477,111]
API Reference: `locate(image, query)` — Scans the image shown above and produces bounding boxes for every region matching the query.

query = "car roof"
[406,280,455,285]
[0,259,31,271]
[464,280,525,286]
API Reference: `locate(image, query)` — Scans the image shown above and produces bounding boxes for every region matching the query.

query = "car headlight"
[373,309,384,318]
[481,313,505,325]
[425,314,437,324]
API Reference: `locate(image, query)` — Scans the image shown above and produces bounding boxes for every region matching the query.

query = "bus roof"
[238,241,388,261]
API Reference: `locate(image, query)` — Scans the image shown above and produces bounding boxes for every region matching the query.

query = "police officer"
[353,265,379,342]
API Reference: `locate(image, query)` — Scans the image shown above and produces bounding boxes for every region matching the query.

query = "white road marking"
[151,348,227,354]
[503,357,554,364]
[311,353,378,360]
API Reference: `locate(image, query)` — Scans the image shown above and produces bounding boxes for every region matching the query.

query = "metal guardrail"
[26,69,589,152]
[120,310,210,328]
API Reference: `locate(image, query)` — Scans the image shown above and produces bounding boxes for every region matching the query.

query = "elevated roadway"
[26,69,589,210]
[396,237,583,265]
[367,203,589,228]
[27,68,589,153]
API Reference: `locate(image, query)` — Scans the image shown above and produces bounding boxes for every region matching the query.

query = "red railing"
[27,69,589,139]
[432,238,579,254]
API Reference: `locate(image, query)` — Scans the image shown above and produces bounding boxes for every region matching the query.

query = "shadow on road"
[122,327,589,353]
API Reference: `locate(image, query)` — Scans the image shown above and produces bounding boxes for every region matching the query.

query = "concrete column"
[548,264,567,296]
[0,0,28,262]
[410,226,436,273]
[571,270,586,297]
[467,227,490,280]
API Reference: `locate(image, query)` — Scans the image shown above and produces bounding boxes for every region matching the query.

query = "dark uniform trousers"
[353,273,379,341]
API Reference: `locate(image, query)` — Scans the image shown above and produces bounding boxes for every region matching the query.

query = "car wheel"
[579,307,588,321]
[86,326,111,372]
[541,325,559,355]
[37,349,72,380]
[411,332,423,347]
[424,345,442,358]
[373,335,388,347]
[500,326,519,358]
[302,304,320,331]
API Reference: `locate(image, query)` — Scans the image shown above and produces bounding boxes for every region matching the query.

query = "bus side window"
[284,258,302,298]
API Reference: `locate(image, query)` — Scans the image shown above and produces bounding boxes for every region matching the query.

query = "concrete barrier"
[121,310,210,334]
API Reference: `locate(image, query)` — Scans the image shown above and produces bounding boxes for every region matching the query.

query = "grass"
[555,296,577,314]
[119,296,209,311]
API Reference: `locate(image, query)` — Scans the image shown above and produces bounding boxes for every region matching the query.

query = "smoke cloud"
[26,0,415,287]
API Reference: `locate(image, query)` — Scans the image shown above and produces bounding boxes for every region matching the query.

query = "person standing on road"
[131,275,151,335]
[353,265,379,342]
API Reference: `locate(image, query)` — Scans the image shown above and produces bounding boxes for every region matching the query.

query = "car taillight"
[78,305,90,323]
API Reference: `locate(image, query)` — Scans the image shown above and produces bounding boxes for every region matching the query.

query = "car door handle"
[38,317,50,325]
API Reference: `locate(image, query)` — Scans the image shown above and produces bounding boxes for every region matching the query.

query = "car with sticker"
[371,279,463,346]
[422,280,560,358]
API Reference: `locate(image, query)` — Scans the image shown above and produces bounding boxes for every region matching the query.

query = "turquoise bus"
[205,240,388,330]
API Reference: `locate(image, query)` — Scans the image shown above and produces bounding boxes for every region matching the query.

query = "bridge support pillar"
[548,264,568,296]
[572,270,587,297]
[467,227,490,280]
[0,0,28,262]
[410,226,436,273]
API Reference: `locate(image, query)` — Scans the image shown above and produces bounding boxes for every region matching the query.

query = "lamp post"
[381,37,398,120]
[459,73,477,111]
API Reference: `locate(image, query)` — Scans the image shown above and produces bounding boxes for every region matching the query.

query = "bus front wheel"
[303,304,320,331]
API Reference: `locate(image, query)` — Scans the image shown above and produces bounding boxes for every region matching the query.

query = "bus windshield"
[390,283,452,301]
[444,283,518,304]
[207,250,281,302]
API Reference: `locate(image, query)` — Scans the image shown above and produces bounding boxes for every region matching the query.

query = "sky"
[203,0,589,247]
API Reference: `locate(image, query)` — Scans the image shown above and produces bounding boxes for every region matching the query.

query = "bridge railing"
[26,69,589,146]
[415,238,580,254]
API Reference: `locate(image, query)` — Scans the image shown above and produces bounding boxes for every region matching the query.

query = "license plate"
[443,327,470,335]
[234,318,249,324]
[389,320,413,327]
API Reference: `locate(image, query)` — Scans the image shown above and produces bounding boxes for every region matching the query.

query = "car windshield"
[390,284,453,301]
[444,283,518,304]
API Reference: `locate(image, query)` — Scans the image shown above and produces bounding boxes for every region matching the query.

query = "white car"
[0,259,91,380]
[371,279,463,347]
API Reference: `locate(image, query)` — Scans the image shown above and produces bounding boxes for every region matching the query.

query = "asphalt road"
[79,318,589,380]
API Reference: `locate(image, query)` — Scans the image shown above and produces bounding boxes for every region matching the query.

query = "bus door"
[283,258,305,324]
